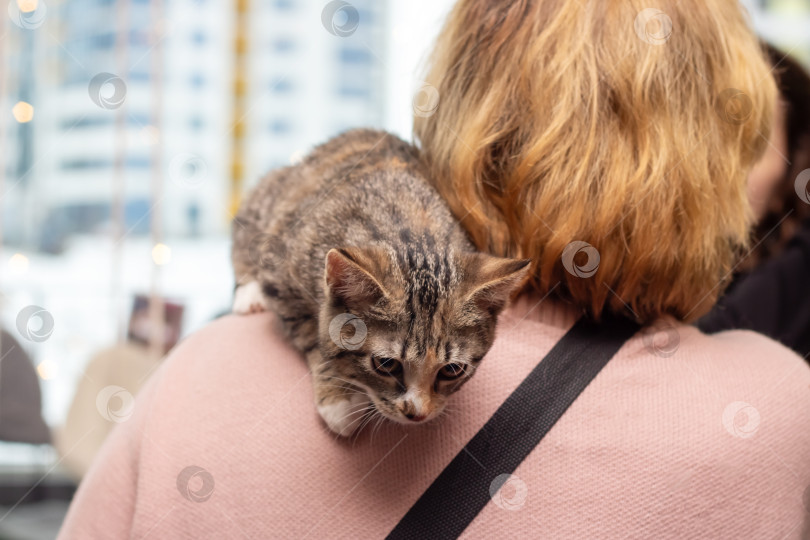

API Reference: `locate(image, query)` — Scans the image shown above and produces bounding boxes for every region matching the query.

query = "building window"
[269,119,292,134]
[60,156,150,170]
[62,117,108,129]
[337,84,370,98]
[357,9,372,24]
[191,30,207,46]
[129,70,150,82]
[339,47,372,64]
[189,73,206,88]
[272,79,293,94]
[189,116,205,131]
[128,113,150,125]
[91,32,115,49]
[130,30,149,46]
[273,38,295,53]
[61,114,149,129]
[61,158,109,170]
[126,156,150,168]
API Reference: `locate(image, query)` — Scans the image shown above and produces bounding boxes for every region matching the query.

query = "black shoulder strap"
[387,313,640,540]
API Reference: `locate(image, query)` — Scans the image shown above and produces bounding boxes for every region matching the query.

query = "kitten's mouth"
[382,408,439,426]
[366,396,441,426]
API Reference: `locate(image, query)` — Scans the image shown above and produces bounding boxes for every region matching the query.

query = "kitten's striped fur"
[232,129,529,436]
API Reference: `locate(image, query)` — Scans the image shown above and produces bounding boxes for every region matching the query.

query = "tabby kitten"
[231,129,529,437]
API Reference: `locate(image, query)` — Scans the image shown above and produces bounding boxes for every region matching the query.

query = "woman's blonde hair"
[414,0,777,323]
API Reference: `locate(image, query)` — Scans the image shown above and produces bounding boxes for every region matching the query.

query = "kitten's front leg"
[306,350,371,437]
[233,281,270,314]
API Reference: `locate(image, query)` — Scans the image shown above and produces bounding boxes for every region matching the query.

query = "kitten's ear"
[462,254,531,315]
[325,247,388,309]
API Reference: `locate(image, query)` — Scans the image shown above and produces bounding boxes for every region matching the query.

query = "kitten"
[231,129,529,437]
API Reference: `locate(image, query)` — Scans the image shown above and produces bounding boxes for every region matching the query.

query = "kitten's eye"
[371,356,402,376]
[438,363,467,380]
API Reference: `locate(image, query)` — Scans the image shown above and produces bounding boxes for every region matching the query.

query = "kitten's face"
[321,247,529,426]
[324,299,494,424]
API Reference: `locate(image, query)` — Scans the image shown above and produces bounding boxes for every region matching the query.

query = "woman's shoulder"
[632,323,810,534]
[670,321,809,384]
[153,313,310,406]
[504,294,808,386]
[166,313,303,374]
[503,298,810,446]
[605,318,810,418]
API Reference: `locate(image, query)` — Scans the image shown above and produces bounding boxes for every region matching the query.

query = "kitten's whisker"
[370,413,387,443]
[335,404,376,424]
[330,405,377,442]
[350,412,370,446]
[346,408,377,444]
[361,407,379,427]
[325,405,377,440]
[315,382,361,389]
[367,413,379,444]
[323,375,365,388]
[352,409,380,443]
[315,383,367,395]
[355,407,381,441]
[319,377,368,392]
[370,416,380,443]
[314,381,368,394]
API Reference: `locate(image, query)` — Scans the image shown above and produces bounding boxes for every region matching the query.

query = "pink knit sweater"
[59,293,810,539]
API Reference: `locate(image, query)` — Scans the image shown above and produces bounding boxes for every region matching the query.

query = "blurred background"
[0,0,808,537]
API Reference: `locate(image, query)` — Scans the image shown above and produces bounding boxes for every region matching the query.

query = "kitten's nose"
[404,412,426,422]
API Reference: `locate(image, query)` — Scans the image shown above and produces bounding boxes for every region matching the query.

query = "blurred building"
[743,0,810,65]
[1,12,33,246]
[3,0,386,252]
[242,0,386,188]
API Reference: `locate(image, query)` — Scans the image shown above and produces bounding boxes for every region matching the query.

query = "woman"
[59,1,810,538]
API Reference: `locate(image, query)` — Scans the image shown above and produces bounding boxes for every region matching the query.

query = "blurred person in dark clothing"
[700,45,810,359]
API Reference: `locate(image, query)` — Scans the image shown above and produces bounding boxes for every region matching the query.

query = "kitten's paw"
[233,281,270,314]
[317,393,370,437]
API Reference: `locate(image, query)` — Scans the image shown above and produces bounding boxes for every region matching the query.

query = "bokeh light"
[152,243,172,265]
[12,101,34,123]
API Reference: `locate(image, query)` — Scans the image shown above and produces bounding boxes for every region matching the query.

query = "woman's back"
[58,294,810,539]
[54,0,810,536]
